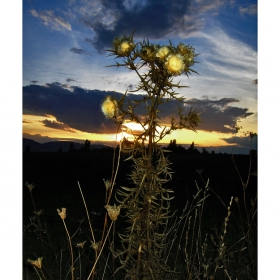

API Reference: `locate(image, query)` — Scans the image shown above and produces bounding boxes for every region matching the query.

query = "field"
[23,149,257,279]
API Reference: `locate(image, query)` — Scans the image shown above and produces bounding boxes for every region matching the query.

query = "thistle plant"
[101,34,200,279]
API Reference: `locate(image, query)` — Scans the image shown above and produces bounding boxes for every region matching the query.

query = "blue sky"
[22,0,258,154]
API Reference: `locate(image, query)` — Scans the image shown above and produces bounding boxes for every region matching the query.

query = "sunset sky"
[22,0,258,154]
[2,3,280,277]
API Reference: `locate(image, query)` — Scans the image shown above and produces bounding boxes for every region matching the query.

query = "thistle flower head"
[113,36,135,56]
[105,204,121,221]
[140,45,157,62]
[165,54,185,76]
[177,43,193,56]
[156,46,170,60]
[101,96,118,119]
[57,207,67,220]
[176,43,196,71]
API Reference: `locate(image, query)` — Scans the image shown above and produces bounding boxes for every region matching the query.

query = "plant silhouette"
[102,34,200,279]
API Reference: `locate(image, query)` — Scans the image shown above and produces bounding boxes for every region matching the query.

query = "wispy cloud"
[30,9,72,31]
[173,25,257,116]
[239,4,257,16]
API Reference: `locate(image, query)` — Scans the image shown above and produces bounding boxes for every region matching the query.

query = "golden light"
[121,120,147,136]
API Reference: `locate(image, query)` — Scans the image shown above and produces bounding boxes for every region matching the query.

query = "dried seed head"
[25,182,35,192]
[103,179,111,191]
[91,241,100,251]
[104,204,121,221]
[27,257,43,269]
[57,208,67,220]
[34,209,44,216]
[76,240,87,249]
[196,169,204,175]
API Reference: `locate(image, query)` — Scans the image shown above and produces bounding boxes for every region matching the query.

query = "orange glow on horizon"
[23,114,241,147]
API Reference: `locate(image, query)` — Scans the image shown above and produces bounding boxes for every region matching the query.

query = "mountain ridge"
[23,138,112,152]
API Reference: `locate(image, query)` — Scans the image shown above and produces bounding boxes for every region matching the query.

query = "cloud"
[70,47,88,55]
[22,120,32,124]
[221,134,258,150]
[76,0,228,52]
[31,80,38,84]
[23,82,120,134]
[183,97,254,133]
[23,82,254,135]
[41,119,77,133]
[66,78,76,83]
[239,4,257,16]
[30,9,72,31]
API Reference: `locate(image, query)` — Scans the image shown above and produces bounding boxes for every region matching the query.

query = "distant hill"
[23,138,111,152]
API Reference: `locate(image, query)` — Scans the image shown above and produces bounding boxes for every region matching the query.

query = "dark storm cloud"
[23,83,255,135]
[221,134,258,150]
[78,0,225,53]
[70,47,88,55]
[66,78,76,83]
[31,80,39,84]
[41,119,76,133]
[23,82,120,134]
[183,97,254,133]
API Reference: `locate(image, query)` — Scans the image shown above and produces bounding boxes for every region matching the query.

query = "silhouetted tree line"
[69,139,91,152]
[24,138,257,156]
[166,140,201,154]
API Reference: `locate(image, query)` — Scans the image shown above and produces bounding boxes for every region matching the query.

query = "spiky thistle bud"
[101,96,118,119]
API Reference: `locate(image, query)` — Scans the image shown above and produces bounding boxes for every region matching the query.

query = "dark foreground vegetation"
[23,146,257,279]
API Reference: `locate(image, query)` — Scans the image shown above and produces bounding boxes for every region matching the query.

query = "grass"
[23,149,257,279]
